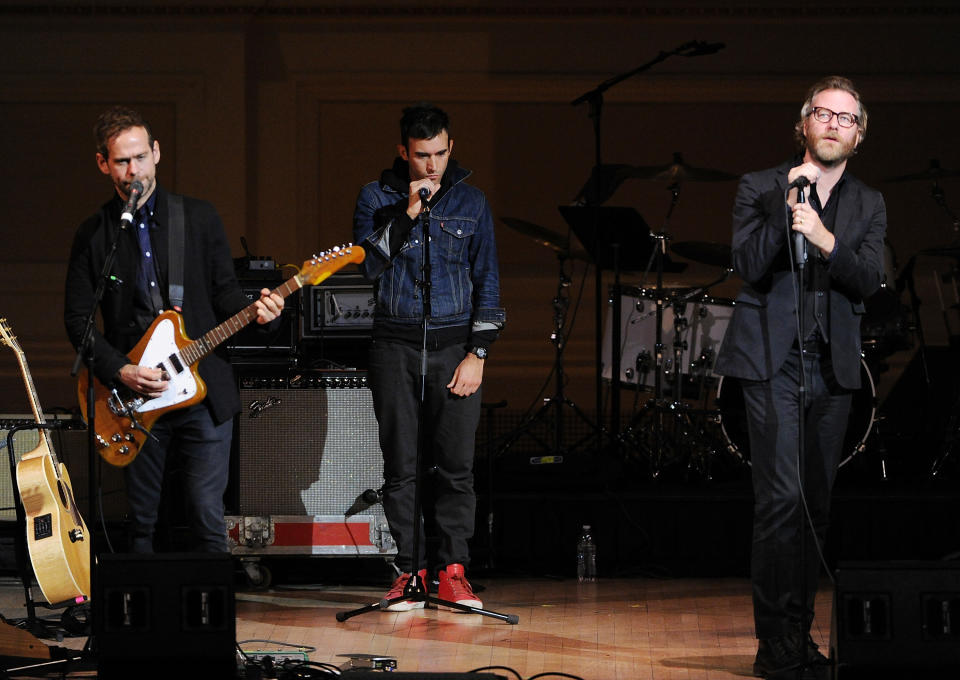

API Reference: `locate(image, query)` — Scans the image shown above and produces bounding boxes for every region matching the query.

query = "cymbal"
[638,152,741,184]
[885,158,960,183]
[574,154,739,204]
[671,240,732,267]
[500,216,590,261]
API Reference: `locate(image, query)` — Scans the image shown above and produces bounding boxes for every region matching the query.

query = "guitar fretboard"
[179,276,304,366]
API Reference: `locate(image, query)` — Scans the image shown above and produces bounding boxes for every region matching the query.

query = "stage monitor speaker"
[94,552,235,679]
[1,416,125,523]
[832,561,960,678]
[235,371,386,519]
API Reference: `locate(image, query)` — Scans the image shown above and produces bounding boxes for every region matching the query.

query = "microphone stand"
[570,40,725,449]
[337,194,517,625]
[68,217,129,662]
[793,184,813,675]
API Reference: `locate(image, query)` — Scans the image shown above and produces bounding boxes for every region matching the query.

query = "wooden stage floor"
[233,575,833,679]
[1,573,834,679]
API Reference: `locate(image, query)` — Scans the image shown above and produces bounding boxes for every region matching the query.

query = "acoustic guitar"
[79,244,365,467]
[0,319,90,604]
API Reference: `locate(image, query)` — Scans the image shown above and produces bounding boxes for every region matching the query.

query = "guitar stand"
[5,424,90,642]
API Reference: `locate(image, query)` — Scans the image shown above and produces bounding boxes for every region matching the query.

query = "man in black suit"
[715,76,886,678]
[64,106,284,552]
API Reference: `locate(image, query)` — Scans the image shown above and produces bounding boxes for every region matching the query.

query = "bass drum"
[715,357,877,468]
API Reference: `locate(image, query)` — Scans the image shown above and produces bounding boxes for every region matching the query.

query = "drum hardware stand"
[570,41,724,444]
[495,250,600,462]
[618,264,733,478]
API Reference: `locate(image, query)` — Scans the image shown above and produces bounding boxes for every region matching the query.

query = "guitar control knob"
[118,445,130,455]
[111,434,123,442]
[124,433,135,441]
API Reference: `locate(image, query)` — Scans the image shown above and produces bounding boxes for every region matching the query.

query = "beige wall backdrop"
[0,2,958,422]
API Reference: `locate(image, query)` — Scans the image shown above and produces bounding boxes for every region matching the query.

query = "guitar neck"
[180,273,303,366]
[7,338,56,466]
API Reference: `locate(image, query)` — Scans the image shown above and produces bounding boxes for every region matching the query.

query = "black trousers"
[740,346,853,639]
[124,403,233,553]
[368,339,481,573]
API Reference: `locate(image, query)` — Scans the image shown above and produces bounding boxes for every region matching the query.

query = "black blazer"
[64,185,248,424]
[714,161,887,389]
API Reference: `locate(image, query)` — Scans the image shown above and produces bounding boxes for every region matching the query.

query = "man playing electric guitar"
[64,106,284,552]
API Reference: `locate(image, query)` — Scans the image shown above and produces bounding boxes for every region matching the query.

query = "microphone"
[681,41,726,56]
[418,186,431,200]
[794,184,807,267]
[789,175,811,190]
[119,181,144,230]
[344,487,382,517]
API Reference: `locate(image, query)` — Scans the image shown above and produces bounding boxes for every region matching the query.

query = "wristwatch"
[469,346,488,360]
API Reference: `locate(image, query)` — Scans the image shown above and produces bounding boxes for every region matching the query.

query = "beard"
[806,130,858,166]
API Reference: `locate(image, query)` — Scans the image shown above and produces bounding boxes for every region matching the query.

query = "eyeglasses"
[809,106,859,128]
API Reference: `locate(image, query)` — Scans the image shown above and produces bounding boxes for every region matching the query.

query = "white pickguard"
[134,318,199,413]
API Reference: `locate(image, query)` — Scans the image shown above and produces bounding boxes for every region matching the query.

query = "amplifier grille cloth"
[237,386,384,519]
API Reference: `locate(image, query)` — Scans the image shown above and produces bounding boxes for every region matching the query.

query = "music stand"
[559,205,685,440]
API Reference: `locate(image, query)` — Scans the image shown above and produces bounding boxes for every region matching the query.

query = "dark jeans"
[741,347,852,639]
[368,339,480,573]
[124,403,233,553]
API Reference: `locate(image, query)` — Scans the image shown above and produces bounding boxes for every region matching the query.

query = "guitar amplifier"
[1,416,125,523]
[230,370,394,556]
[301,272,375,338]
[226,283,299,356]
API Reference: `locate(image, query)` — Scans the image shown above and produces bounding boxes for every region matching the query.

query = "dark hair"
[94,106,155,159]
[399,102,450,147]
[793,75,868,151]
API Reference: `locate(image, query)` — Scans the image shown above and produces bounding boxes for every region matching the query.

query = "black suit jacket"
[714,161,887,389]
[64,185,248,424]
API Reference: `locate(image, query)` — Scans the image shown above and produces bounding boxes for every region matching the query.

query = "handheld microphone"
[794,184,807,267]
[418,186,431,200]
[119,181,144,230]
[789,175,811,190]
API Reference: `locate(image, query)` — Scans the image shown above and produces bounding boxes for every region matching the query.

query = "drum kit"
[503,156,960,480]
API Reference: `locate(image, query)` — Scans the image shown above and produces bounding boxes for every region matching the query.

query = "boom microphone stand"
[337,193,517,625]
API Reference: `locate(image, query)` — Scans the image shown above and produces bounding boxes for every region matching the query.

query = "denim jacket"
[353,160,505,333]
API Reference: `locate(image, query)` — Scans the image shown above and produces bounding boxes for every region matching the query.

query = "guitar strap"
[167,194,185,312]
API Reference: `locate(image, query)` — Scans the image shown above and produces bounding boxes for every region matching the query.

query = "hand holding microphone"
[407,179,436,218]
[790,168,835,260]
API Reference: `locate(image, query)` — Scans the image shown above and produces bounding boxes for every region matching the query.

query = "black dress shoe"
[754,635,829,679]
[803,633,829,666]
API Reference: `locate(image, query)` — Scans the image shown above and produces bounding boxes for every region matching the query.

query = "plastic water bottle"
[576,525,597,582]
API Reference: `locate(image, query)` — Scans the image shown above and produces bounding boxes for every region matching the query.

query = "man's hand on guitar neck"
[118,364,169,398]
[255,288,285,324]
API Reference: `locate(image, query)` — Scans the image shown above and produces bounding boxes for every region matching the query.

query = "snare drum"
[602,287,734,388]
[715,357,877,468]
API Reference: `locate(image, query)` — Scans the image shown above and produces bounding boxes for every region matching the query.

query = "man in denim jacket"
[353,103,505,611]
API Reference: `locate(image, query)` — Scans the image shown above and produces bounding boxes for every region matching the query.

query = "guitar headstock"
[298,244,366,286]
[0,318,22,354]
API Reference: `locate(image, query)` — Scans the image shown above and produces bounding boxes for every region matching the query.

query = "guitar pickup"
[34,513,53,540]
